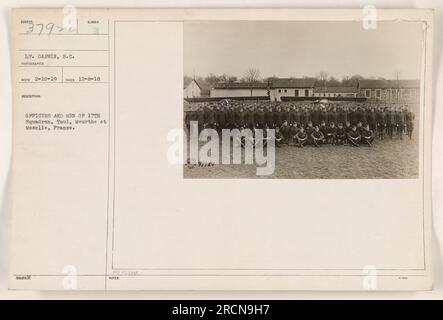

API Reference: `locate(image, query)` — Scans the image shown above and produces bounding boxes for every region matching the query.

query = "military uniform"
[275,128,284,147]
[311,129,325,147]
[294,108,301,125]
[326,124,337,144]
[264,109,273,127]
[206,108,216,129]
[335,125,346,145]
[234,109,243,128]
[387,109,395,139]
[305,124,315,144]
[395,110,404,139]
[244,109,254,129]
[254,108,265,128]
[197,108,206,132]
[295,129,308,147]
[305,109,312,126]
[319,123,328,138]
[280,122,291,144]
[311,108,320,126]
[361,126,374,146]
[406,110,415,139]
[376,108,386,139]
[367,109,377,131]
[289,124,299,145]
[347,128,361,147]
[319,110,327,125]
[329,110,339,125]
[349,109,358,126]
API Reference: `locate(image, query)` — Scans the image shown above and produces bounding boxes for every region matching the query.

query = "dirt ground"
[183,129,419,179]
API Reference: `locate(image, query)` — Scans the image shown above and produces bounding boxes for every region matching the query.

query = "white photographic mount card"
[9,8,433,290]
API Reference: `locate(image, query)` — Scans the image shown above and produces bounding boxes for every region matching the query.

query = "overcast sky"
[184,21,424,80]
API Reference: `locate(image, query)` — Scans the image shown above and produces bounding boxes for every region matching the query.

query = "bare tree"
[243,68,261,83]
[243,68,261,96]
[317,71,329,85]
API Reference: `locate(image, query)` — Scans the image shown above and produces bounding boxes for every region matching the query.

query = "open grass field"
[183,129,419,179]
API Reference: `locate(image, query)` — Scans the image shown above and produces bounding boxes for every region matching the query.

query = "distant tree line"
[184,68,389,91]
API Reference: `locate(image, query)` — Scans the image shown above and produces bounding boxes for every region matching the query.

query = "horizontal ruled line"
[12,273,427,277]
[19,82,109,84]
[18,49,108,52]
[19,33,108,36]
[19,65,109,68]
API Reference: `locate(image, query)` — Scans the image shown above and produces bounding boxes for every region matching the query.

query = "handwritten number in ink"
[36,24,44,35]
[46,22,55,35]
[25,22,34,34]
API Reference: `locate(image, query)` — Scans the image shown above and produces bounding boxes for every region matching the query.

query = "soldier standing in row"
[406,106,415,139]
[367,107,377,132]
[387,107,395,139]
[395,107,404,140]
[376,106,387,140]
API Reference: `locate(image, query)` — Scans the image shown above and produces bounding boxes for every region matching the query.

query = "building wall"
[183,81,201,98]
[271,88,313,101]
[359,88,419,102]
[313,92,357,98]
[210,88,268,98]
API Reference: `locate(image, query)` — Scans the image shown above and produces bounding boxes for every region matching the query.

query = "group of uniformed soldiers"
[184,100,415,148]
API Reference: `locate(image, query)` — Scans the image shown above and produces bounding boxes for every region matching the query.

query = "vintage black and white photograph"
[183,21,423,179]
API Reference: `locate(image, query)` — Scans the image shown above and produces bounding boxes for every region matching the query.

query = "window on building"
[376,89,381,98]
[365,89,371,97]
[278,89,281,93]
[284,89,287,93]
[294,89,299,97]
[305,89,309,96]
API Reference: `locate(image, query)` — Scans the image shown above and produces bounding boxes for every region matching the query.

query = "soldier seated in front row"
[275,127,284,147]
[334,123,346,145]
[289,123,299,146]
[326,122,337,145]
[311,126,325,147]
[295,127,308,148]
[347,126,361,147]
[361,124,374,147]
[305,121,315,145]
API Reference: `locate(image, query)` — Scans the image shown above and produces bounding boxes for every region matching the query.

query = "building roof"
[184,79,201,90]
[314,86,357,93]
[358,79,420,89]
[271,78,316,88]
[212,78,316,90]
[184,79,211,96]
[213,82,269,89]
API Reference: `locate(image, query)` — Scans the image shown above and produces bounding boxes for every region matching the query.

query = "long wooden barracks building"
[204,78,420,103]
